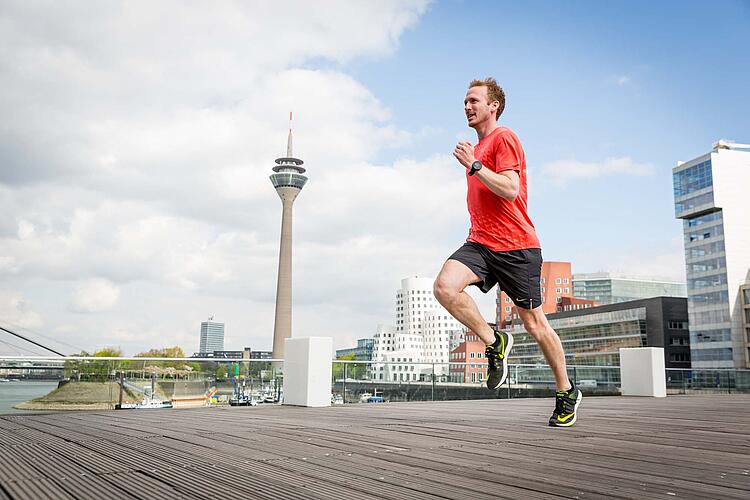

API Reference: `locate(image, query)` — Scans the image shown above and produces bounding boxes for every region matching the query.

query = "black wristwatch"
[468,160,483,176]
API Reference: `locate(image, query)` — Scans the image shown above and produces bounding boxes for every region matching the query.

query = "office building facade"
[673,140,750,368]
[572,273,686,305]
[199,320,225,355]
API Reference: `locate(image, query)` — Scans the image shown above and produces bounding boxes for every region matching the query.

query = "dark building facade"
[506,296,690,369]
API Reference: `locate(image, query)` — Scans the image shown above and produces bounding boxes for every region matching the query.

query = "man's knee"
[433,276,458,305]
[520,311,546,337]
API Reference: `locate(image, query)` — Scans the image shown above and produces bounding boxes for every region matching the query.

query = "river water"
[0,380,59,413]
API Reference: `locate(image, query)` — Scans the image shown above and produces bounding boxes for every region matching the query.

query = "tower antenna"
[287,111,293,157]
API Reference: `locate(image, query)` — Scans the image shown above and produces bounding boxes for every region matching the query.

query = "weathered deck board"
[1,395,749,499]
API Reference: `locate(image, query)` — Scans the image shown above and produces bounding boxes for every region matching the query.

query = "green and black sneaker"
[485,329,513,390]
[549,384,582,427]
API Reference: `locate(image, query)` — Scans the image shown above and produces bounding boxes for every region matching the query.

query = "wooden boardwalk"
[0,395,748,499]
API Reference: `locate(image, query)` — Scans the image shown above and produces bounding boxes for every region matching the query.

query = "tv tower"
[269,113,307,361]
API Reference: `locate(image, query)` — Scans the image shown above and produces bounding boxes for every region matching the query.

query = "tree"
[334,353,366,380]
[65,347,122,381]
[134,346,197,371]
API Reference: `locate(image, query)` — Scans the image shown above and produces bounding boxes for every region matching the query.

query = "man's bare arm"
[475,168,519,202]
[453,141,520,202]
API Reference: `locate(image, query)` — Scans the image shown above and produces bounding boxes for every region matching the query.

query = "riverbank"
[14,381,141,411]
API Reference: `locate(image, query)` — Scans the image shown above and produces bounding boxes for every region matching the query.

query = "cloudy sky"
[1,1,748,356]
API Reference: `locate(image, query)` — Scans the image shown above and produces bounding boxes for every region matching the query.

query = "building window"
[556,288,562,294]
[563,278,569,284]
[564,288,569,293]
[555,278,562,285]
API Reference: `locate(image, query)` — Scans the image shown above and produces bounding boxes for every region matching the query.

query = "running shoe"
[485,329,513,390]
[548,384,582,427]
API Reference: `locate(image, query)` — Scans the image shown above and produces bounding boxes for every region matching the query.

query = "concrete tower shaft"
[269,118,307,361]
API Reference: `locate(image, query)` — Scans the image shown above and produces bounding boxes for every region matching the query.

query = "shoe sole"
[550,390,583,427]
[486,332,514,390]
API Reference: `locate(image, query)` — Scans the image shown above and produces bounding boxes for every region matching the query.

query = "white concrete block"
[283,337,332,407]
[620,347,667,397]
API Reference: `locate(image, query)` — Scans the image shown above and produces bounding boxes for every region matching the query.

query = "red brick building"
[449,331,487,384]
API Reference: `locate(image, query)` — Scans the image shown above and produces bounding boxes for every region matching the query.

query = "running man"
[433,77,582,427]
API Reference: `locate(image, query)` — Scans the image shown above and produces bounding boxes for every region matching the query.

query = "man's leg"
[433,259,494,344]
[517,306,582,427]
[516,306,571,391]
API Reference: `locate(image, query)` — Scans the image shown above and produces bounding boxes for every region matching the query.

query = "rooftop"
[1,395,748,499]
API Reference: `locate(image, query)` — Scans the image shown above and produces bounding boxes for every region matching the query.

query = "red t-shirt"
[466,126,540,252]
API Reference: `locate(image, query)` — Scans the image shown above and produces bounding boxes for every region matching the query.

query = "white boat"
[118,398,173,410]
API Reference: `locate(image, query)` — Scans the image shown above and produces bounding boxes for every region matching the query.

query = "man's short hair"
[469,77,505,119]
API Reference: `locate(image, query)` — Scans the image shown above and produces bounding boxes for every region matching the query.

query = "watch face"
[472,161,482,171]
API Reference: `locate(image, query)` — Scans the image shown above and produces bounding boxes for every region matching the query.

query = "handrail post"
[431,363,435,401]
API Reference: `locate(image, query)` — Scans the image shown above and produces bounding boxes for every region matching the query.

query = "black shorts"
[448,242,542,310]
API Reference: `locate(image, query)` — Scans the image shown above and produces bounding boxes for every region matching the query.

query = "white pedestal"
[620,347,667,397]
[283,337,332,407]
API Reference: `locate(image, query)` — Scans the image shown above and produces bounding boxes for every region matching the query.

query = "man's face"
[464,86,497,128]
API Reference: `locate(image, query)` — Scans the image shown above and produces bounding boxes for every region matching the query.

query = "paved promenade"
[0,395,748,499]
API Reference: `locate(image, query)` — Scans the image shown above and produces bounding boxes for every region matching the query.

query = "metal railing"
[331,360,621,403]
[0,356,283,413]
[4,356,750,413]
[666,367,750,394]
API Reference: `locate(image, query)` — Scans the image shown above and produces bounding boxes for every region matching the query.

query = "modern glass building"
[199,320,225,355]
[335,338,374,361]
[572,273,686,305]
[673,141,750,368]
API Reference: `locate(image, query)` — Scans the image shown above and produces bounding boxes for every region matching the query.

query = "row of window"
[692,328,732,343]
[673,160,712,198]
[690,347,732,361]
[686,223,724,243]
[689,308,731,326]
[688,273,728,290]
[675,191,715,215]
[686,239,725,259]
[450,351,485,360]
[685,210,722,228]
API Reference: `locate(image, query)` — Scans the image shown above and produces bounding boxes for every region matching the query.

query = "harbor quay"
[0,395,748,499]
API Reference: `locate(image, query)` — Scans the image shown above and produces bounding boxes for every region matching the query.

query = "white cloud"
[0,291,43,330]
[70,279,121,313]
[0,1,461,355]
[539,156,655,185]
[615,75,631,86]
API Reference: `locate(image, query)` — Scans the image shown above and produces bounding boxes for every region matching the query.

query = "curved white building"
[372,276,462,381]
